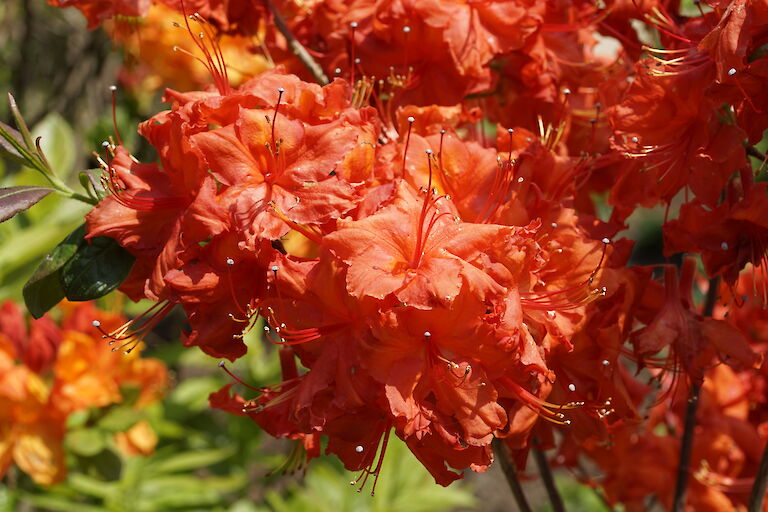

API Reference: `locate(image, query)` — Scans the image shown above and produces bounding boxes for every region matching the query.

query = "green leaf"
[23,224,85,318]
[31,112,76,179]
[97,407,144,432]
[66,428,107,457]
[68,474,115,499]
[60,236,134,301]
[0,485,17,512]
[20,494,105,512]
[147,448,234,475]
[0,186,53,223]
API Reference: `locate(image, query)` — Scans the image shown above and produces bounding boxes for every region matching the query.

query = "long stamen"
[401,115,414,174]
[349,22,358,90]
[521,239,609,311]
[500,376,580,425]
[109,85,123,146]
[93,300,174,354]
[350,427,391,496]
[271,87,285,154]
[411,149,435,268]
[218,361,260,391]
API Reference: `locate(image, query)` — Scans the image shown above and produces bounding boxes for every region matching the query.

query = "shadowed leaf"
[60,235,134,301]
[23,225,85,318]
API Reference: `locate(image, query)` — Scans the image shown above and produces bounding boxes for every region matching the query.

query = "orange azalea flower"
[0,301,168,485]
[114,420,159,457]
[109,4,272,95]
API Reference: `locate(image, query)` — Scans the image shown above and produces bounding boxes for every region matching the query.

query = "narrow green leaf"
[20,494,105,512]
[147,448,234,475]
[60,236,134,301]
[23,225,85,318]
[67,474,115,499]
[7,93,34,150]
[0,186,53,223]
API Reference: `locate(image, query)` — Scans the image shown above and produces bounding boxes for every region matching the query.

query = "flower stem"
[265,0,329,85]
[492,438,532,512]
[533,439,565,512]
[749,442,768,512]
[672,383,700,512]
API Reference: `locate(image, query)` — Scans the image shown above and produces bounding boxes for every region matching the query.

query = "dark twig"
[533,439,566,512]
[748,440,768,511]
[672,383,700,512]
[492,438,533,512]
[265,0,329,85]
[747,145,767,163]
[672,276,719,512]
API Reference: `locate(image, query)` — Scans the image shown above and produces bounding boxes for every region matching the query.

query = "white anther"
[721,241,729,250]
[102,141,110,148]
[602,359,610,366]
[92,320,101,327]
[563,88,571,95]
[334,67,342,74]
[407,116,415,123]
[631,136,639,143]
[226,258,235,265]
[218,360,225,367]
[403,26,411,33]
[271,265,279,272]
[547,310,556,319]
[109,85,117,92]
[423,331,432,338]
[354,58,360,64]
[550,222,558,228]
[350,21,359,28]
[507,128,514,134]
[728,68,737,76]
[425,149,433,155]
[568,383,576,392]
[602,237,611,244]
[277,87,285,93]
[355,445,364,453]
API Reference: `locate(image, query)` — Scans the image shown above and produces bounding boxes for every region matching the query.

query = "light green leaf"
[147,448,235,475]
[97,407,145,433]
[32,113,76,179]
[66,428,107,457]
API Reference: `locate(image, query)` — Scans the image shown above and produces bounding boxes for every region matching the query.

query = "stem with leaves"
[0,93,96,206]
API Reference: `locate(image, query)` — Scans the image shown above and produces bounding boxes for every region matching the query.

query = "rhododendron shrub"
[2,0,768,509]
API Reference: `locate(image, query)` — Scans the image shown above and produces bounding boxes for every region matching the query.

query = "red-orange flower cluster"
[48,0,768,503]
